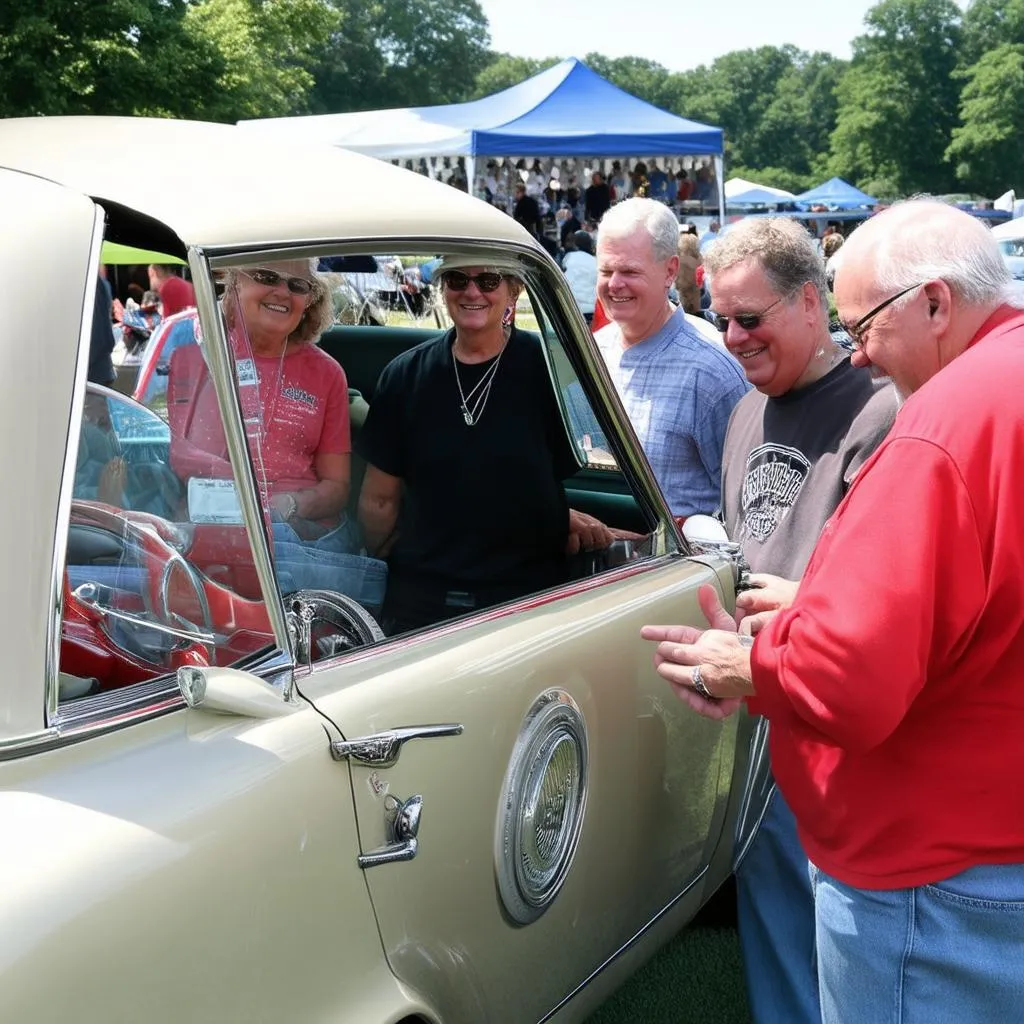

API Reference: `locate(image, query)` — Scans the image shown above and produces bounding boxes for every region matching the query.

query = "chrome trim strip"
[45,208,108,729]
[732,718,775,872]
[536,867,708,1023]
[293,551,704,680]
[187,246,292,656]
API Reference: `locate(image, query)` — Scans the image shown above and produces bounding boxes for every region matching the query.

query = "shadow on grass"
[585,924,751,1024]
[587,881,748,1024]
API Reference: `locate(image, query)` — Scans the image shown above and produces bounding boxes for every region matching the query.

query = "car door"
[289,299,746,1021]
[0,180,429,1023]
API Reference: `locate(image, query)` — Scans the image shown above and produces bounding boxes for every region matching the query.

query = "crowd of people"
[481,156,721,257]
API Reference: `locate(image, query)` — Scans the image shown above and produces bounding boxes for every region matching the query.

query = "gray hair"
[704,217,828,312]
[599,197,680,262]
[848,198,1022,309]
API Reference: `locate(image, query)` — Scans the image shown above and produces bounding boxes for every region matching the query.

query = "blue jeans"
[736,788,820,1024]
[810,860,1024,1023]
[271,520,387,613]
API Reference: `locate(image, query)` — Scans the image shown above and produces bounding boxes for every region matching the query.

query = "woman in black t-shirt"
[358,257,614,634]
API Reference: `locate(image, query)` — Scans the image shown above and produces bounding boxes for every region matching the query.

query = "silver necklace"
[453,330,509,426]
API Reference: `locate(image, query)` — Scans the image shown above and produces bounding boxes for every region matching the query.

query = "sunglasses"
[710,295,785,334]
[840,283,923,345]
[442,270,504,293]
[240,268,314,295]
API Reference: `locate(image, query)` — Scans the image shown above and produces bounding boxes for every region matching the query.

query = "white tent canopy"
[236,105,472,160]
[991,215,1024,240]
[724,177,794,200]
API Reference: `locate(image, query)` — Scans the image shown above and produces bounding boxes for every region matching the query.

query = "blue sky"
[477,0,969,73]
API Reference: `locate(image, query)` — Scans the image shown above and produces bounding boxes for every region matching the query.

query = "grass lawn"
[587,883,751,1024]
[585,926,751,1024]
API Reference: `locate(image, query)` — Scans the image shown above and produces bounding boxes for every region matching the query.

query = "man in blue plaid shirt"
[594,198,749,518]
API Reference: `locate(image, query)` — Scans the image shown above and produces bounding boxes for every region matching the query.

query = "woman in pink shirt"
[169,259,351,533]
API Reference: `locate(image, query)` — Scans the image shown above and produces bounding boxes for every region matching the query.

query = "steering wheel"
[67,500,216,676]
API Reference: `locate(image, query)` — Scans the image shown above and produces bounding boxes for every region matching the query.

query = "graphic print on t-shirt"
[740,442,811,543]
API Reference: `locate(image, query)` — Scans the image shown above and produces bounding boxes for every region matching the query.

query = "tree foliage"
[828,0,962,194]
[307,0,490,113]
[960,0,1024,67]
[472,55,558,98]
[0,0,223,118]
[186,0,339,121]
[7,0,1024,199]
[947,43,1024,193]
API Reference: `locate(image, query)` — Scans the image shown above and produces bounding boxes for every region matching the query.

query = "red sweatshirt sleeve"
[749,437,986,752]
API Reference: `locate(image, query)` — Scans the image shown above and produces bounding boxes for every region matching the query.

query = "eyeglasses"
[841,283,923,344]
[240,268,314,295]
[710,295,785,334]
[441,270,504,293]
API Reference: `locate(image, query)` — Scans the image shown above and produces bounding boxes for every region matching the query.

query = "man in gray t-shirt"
[722,359,894,581]
[704,217,897,1024]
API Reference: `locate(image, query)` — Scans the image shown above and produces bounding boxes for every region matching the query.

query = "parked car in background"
[0,116,769,1023]
[132,306,200,413]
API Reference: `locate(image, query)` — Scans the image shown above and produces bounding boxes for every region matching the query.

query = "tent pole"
[466,155,476,198]
[714,154,726,223]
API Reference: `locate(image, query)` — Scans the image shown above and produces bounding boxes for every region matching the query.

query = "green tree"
[947,43,1024,192]
[828,0,962,194]
[664,47,803,169]
[473,54,559,98]
[583,54,676,110]
[307,0,490,113]
[960,0,1024,66]
[0,0,223,118]
[186,0,339,121]
[746,52,847,177]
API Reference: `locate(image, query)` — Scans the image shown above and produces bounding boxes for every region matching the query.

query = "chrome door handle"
[358,794,423,869]
[332,723,463,768]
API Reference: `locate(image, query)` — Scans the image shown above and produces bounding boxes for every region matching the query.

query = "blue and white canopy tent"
[792,177,877,210]
[238,58,727,218]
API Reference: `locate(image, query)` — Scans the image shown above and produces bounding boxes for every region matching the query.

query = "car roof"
[0,116,534,256]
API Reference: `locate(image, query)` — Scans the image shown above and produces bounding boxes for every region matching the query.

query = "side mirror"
[682,514,729,547]
[682,515,753,592]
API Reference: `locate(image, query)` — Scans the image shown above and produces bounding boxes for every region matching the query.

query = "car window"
[136,314,201,413]
[60,384,273,705]
[117,248,664,662]
[221,250,661,645]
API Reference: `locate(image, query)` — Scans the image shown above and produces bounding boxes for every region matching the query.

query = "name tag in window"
[188,477,244,524]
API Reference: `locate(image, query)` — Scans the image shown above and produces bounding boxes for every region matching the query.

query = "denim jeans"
[736,788,821,1024]
[271,520,387,613]
[810,860,1024,1023]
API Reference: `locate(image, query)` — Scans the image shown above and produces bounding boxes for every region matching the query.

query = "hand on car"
[641,584,753,720]
[566,508,614,554]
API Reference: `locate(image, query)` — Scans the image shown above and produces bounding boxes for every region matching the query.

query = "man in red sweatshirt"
[643,199,1024,1023]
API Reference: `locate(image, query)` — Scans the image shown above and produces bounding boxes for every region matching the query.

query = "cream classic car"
[0,117,769,1024]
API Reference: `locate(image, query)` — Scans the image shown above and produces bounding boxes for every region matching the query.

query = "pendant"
[463,409,474,426]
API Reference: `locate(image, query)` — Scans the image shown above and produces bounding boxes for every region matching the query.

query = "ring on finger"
[691,664,717,701]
